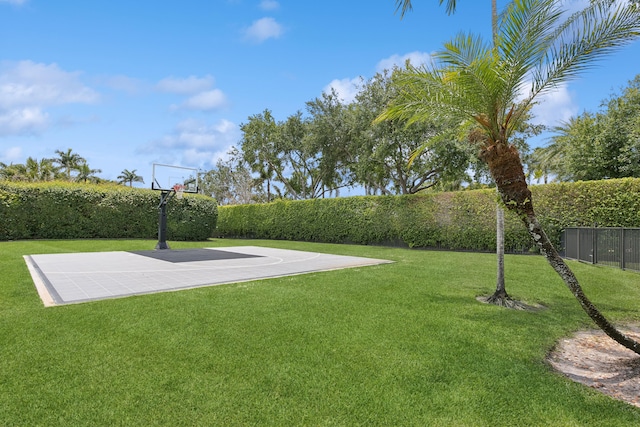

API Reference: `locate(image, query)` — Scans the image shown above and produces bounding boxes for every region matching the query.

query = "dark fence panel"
[579,228,595,264]
[564,228,579,260]
[562,227,640,272]
[624,228,640,272]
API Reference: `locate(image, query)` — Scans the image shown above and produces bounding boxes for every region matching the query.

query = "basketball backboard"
[151,163,199,193]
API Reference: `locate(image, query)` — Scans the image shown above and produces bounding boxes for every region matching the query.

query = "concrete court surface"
[24,246,393,306]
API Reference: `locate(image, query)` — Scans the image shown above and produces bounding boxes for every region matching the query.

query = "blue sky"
[1,0,639,187]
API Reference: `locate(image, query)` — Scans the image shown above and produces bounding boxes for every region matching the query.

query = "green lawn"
[1,239,640,426]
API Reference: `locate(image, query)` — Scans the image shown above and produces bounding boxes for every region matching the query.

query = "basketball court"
[24,246,392,306]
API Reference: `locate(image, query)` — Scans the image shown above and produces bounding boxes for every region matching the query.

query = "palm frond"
[394,0,412,19]
[497,0,563,102]
[382,0,640,153]
[531,0,640,100]
[377,65,466,126]
[395,0,458,18]
[441,0,458,16]
[440,34,497,105]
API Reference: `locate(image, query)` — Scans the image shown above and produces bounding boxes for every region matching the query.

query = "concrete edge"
[23,255,57,307]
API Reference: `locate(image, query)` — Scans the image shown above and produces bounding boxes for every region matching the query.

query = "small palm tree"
[24,157,60,182]
[39,158,61,181]
[0,162,27,181]
[117,169,144,187]
[380,0,640,353]
[396,0,508,307]
[75,163,102,183]
[53,148,85,180]
[24,157,40,182]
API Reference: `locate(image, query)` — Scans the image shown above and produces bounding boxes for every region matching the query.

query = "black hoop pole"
[155,189,174,250]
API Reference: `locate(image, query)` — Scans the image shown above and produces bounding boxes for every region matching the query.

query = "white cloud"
[518,81,578,127]
[531,84,579,127]
[0,0,28,5]
[141,118,241,170]
[324,77,363,104]
[376,51,433,73]
[103,75,144,94]
[259,0,279,10]
[560,0,590,15]
[157,75,227,112]
[1,146,23,163]
[0,108,49,136]
[156,75,215,94]
[181,89,227,111]
[0,61,99,136]
[243,17,284,43]
[0,61,99,109]
[322,51,433,105]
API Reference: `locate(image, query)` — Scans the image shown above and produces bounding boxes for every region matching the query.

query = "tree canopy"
[1,149,104,184]
[234,71,476,201]
[534,74,640,181]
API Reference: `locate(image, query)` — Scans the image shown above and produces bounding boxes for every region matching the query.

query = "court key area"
[24,246,392,306]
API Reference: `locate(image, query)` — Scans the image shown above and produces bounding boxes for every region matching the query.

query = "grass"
[1,238,640,426]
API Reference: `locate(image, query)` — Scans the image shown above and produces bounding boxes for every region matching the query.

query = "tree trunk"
[485,205,510,302]
[481,141,640,355]
[484,203,525,308]
[496,205,505,296]
[267,179,271,202]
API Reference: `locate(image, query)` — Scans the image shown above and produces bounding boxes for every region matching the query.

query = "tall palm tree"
[380,0,640,353]
[397,0,511,307]
[117,169,144,187]
[53,148,85,180]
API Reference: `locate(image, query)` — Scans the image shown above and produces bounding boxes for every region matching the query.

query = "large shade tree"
[240,109,282,201]
[380,0,640,353]
[304,90,355,197]
[350,70,471,194]
[240,96,355,200]
[200,147,263,205]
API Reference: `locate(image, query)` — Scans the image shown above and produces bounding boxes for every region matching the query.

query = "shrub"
[0,181,217,241]
[215,178,640,252]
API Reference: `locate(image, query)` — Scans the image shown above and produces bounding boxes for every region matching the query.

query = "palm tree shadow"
[476,294,546,311]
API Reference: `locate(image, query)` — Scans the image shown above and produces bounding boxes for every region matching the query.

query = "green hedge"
[0,181,218,241]
[215,178,640,252]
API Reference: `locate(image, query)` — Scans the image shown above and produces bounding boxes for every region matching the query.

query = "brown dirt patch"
[547,325,640,407]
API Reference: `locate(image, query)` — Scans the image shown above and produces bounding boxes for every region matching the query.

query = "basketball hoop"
[173,184,184,199]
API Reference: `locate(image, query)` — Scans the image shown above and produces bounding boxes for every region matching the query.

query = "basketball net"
[173,184,184,199]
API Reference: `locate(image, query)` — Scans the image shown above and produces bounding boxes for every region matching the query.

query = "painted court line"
[24,246,392,306]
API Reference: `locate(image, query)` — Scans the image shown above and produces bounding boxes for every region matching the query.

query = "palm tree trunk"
[482,141,640,355]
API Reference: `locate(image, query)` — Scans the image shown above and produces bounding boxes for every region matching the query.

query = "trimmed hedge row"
[0,181,218,241]
[215,178,640,252]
